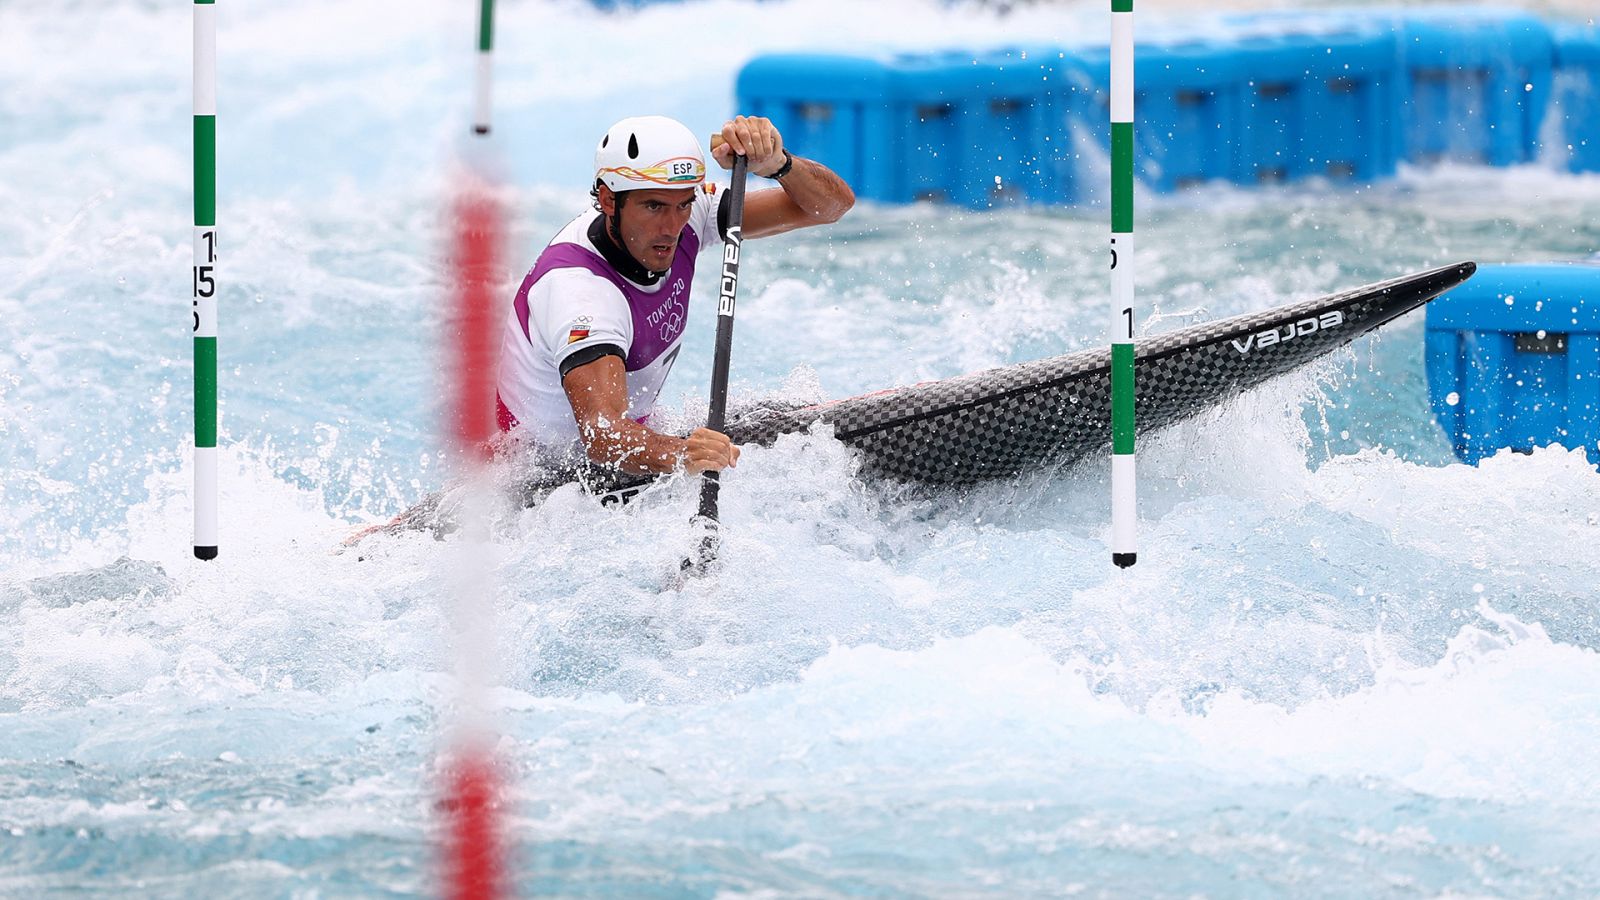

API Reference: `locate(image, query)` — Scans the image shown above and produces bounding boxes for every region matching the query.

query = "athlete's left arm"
[713,115,855,240]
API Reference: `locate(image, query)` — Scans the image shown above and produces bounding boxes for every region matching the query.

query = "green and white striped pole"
[473,0,494,135]
[193,0,218,560]
[1110,0,1137,568]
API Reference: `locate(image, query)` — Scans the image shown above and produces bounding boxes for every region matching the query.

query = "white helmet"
[594,116,706,194]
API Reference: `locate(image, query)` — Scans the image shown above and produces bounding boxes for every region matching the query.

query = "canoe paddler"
[494,114,855,475]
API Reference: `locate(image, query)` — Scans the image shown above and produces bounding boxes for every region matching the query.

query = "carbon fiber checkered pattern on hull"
[721,261,1476,486]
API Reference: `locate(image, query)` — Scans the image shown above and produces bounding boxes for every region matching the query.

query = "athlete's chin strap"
[590,195,665,287]
[607,192,627,250]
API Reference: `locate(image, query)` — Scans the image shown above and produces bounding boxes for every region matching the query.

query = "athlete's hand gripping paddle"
[685,141,747,574]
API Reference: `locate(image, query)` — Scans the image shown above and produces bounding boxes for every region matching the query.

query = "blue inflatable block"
[738,54,898,202]
[1068,26,1402,192]
[890,47,1071,208]
[1230,7,1556,169]
[1425,263,1600,464]
[737,6,1590,206]
[1068,41,1248,191]
[1391,8,1555,167]
[1553,25,1600,173]
[739,48,1072,208]
[1230,30,1402,185]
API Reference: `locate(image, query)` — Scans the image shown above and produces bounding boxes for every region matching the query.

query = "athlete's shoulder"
[546,209,602,252]
[527,210,611,280]
[525,212,625,310]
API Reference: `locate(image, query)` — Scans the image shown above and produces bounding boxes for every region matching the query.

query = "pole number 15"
[192,230,216,332]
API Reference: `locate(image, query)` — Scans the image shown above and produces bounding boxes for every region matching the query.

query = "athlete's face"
[605,187,697,274]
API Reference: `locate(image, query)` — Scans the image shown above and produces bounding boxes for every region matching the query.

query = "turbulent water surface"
[3,0,1599,896]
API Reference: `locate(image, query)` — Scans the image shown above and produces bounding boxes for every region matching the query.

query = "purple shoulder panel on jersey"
[513,224,702,371]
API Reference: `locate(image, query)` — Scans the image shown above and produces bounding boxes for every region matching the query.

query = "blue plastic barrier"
[1425,263,1600,464]
[737,54,897,203]
[736,7,1595,205]
[890,48,1072,207]
[1238,31,1402,185]
[1389,8,1554,167]
[1067,41,1246,192]
[1225,7,1555,167]
[1553,25,1600,173]
[739,48,1073,208]
[1068,26,1401,190]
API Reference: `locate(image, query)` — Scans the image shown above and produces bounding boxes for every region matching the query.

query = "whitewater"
[2,0,1599,895]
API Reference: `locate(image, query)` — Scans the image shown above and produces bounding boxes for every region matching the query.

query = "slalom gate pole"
[473,0,494,135]
[441,171,505,900]
[686,147,748,575]
[193,0,219,561]
[1110,0,1137,568]
[447,0,503,872]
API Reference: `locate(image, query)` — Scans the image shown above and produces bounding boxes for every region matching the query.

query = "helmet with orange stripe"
[594,116,706,195]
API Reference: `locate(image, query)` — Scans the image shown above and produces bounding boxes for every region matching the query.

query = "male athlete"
[495,115,854,477]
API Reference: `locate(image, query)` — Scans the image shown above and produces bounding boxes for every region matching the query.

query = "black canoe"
[354,261,1475,542]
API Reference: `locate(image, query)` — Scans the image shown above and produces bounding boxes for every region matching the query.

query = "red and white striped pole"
[439,173,505,900]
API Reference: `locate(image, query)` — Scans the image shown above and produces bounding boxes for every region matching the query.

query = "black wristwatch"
[769,149,795,180]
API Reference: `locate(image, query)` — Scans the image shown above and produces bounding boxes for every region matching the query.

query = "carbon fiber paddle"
[685,147,748,574]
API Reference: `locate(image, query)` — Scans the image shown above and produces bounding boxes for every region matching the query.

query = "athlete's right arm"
[562,355,739,476]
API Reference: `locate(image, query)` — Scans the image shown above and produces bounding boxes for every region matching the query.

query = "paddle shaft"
[696,152,748,527]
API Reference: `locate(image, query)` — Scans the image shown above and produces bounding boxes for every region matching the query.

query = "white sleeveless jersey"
[496,188,723,451]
